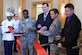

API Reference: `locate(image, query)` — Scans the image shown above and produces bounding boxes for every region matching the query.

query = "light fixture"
[18,7,22,14]
[61,4,65,14]
[61,0,70,15]
[60,0,65,15]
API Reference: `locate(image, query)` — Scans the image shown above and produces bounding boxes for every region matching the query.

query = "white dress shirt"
[43,12,49,21]
[13,19,20,36]
[1,19,14,41]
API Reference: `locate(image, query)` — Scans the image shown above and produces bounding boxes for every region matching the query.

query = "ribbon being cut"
[16,36,21,51]
[33,40,48,55]
[8,27,21,51]
[33,40,60,55]
[14,32,22,52]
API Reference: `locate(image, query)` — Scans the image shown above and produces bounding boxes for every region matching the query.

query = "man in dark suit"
[57,3,81,55]
[36,3,53,55]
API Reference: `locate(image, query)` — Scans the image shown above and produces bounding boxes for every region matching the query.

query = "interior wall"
[74,0,82,28]
[2,0,82,28]
[57,0,82,28]
[18,0,27,19]
[27,0,58,16]
[4,0,18,13]
[58,0,73,28]
[52,0,58,8]
[0,0,3,23]
[26,0,82,28]
[3,0,18,19]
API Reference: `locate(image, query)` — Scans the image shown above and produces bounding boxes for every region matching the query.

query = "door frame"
[32,0,53,19]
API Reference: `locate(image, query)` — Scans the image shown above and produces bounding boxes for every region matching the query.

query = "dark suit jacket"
[36,13,53,44]
[61,14,81,48]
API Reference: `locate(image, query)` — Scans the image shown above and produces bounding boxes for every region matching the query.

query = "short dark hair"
[22,9,29,14]
[14,14,17,16]
[65,3,74,10]
[42,3,49,7]
[50,8,59,14]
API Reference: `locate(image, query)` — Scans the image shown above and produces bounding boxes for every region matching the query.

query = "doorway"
[32,0,53,20]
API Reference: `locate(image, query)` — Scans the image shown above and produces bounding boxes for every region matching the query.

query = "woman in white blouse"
[1,12,14,55]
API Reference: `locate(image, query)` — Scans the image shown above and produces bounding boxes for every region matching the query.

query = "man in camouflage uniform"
[19,9,36,55]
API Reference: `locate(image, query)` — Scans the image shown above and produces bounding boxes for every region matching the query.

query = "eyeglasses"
[14,16,18,17]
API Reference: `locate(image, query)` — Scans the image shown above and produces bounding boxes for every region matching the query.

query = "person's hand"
[37,30,42,33]
[42,26,47,30]
[40,26,47,31]
[37,24,42,28]
[57,43,62,48]
[55,35,61,40]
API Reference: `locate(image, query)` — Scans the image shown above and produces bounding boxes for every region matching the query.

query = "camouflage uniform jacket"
[41,17,62,43]
[19,17,36,41]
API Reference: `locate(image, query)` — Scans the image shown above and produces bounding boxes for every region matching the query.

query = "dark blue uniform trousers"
[4,41,13,55]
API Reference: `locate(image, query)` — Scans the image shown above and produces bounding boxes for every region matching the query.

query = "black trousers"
[4,41,13,55]
[39,35,50,55]
[66,48,79,55]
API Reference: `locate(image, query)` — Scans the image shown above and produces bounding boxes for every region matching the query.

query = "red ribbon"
[8,26,21,51]
[16,36,21,52]
[33,40,48,55]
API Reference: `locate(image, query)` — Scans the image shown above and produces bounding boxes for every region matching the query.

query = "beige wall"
[0,0,3,23]
[26,0,82,28]
[3,0,18,19]
[3,0,82,28]
[4,0,18,13]
[27,0,58,16]
[73,0,82,28]
[52,0,58,8]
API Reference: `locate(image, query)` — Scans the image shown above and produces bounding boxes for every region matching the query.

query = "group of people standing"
[36,2,81,55]
[0,2,81,55]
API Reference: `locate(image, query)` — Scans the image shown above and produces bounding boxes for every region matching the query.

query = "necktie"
[44,13,47,21]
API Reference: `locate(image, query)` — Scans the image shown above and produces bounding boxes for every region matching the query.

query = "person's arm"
[36,15,43,30]
[18,21,23,33]
[41,19,62,37]
[1,21,9,34]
